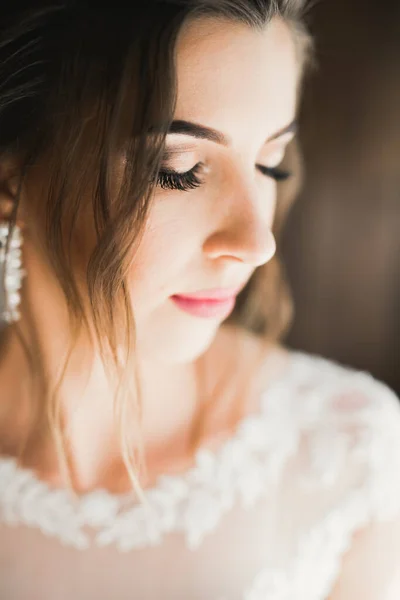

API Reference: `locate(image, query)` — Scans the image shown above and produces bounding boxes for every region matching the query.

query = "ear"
[0,155,26,229]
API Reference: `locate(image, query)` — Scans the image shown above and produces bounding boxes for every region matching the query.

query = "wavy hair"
[0,1,315,502]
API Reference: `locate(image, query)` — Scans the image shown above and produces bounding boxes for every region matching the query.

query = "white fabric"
[1,350,400,600]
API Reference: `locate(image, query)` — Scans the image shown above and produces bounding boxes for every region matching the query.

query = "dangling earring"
[0,221,26,324]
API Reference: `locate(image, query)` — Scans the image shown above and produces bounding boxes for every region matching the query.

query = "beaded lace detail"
[1,351,400,600]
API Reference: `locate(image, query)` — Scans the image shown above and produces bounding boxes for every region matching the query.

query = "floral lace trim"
[0,353,302,551]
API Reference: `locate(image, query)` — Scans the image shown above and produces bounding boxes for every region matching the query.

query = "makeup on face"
[170,294,237,319]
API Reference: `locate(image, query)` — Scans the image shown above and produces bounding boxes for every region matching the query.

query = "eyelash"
[156,163,204,191]
[156,162,292,192]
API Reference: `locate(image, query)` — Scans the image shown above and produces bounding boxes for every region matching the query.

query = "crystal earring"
[0,221,26,324]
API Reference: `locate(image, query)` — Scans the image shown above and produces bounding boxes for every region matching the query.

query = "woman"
[0,1,399,599]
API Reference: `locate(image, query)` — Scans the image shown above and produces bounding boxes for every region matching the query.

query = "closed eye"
[155,163,204,191]
[257,165,292,182]
[154,161,293,192]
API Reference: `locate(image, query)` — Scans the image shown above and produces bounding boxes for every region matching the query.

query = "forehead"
[174,16,299,145]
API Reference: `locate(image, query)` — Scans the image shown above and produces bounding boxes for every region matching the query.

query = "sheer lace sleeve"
[243,355,400,600]
[324,373,400,600]
[287,360,400,600]
[328,514,400,600]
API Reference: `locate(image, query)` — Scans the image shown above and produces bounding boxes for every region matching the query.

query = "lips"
[170,294,237,319]
[172,285,244,301]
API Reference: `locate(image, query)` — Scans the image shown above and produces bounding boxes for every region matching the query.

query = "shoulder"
[282,350,400,520]
[285,349,400,436]
[282,348,400,422]
[272,351,400,599]
[295,354,400,599]
[327,512,400,600]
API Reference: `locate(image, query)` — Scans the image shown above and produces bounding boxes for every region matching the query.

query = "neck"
[0,328,207,490]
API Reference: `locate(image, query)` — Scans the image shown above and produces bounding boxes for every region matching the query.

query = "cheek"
[127,204,199,299]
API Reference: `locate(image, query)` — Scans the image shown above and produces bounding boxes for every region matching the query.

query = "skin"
[0,15,298,492]
[1,17,399,600]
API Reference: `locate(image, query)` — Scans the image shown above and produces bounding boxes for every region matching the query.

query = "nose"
[202,170,277,268]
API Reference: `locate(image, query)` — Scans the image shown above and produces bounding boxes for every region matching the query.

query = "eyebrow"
[164,118,297,146]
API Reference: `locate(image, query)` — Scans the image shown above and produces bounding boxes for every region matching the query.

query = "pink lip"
[171,294,237,319]
[172,286,244,301]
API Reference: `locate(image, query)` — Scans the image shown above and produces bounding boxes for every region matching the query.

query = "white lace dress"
[1,351,400,600]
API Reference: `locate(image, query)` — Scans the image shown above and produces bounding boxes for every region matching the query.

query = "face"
[128,16,299,364]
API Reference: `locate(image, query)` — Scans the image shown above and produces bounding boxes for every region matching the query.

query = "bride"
[0,2,399,599]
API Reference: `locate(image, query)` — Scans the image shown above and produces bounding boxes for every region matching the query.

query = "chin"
[137,314,220,364]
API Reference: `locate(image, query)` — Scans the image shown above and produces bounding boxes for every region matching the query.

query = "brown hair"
[0,1,314,502]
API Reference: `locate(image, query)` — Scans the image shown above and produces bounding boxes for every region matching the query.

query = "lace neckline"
[0,350,305,549]
[0,349,298,498]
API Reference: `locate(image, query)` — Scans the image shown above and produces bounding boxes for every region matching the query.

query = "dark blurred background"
[282,0,400,393]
